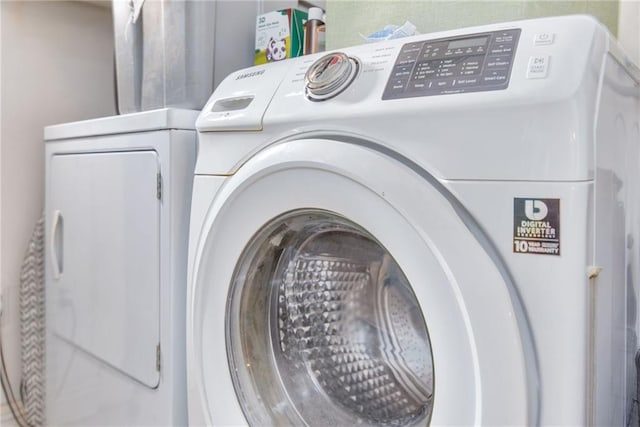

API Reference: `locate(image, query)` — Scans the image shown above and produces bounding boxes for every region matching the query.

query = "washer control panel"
[383,29,521,99]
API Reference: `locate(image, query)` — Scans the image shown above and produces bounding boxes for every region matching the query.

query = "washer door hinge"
[156,172,162,201]
[156,343,161,372]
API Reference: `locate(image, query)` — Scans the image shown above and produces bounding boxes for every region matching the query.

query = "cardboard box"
[255,9,307,65]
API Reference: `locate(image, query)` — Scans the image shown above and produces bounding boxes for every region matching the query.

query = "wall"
[0,0,115,406]
[618,0,640,64]
[326,0,619,50]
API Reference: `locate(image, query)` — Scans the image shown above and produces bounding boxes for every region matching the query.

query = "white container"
[303,7,325,55]
[113,0,258,114]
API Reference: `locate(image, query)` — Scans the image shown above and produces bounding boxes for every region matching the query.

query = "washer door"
[189,137,538,426]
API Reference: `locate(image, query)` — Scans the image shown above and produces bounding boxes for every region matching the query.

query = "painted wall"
[326,0,619,50]
[0,0,115,406]
[618,0,640,64]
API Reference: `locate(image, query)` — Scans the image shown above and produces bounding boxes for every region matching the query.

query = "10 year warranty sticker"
[513,198,560,256]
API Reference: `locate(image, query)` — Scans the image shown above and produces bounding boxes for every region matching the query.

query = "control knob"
[305,52,359,101]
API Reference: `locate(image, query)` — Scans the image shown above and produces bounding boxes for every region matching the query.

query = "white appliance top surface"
[198,15,628,133]
[195,15,640,181]
[44,108,200,141]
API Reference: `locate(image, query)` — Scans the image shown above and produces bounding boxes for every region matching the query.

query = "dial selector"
[305,52,359,101]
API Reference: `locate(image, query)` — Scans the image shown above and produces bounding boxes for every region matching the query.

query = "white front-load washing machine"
[44,109,197,425]
[187,15,640,426]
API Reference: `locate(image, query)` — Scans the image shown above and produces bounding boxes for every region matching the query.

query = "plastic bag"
[361,21,418,43]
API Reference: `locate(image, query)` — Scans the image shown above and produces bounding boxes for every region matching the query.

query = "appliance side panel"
[162,129,197,424]
[593,53,640,426]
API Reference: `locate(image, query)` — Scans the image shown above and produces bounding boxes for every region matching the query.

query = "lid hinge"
[156,172,162,201]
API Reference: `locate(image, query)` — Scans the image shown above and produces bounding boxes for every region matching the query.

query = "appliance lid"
[44,108,200,141]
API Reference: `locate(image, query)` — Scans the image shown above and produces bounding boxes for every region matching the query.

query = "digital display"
[447,37,487,50]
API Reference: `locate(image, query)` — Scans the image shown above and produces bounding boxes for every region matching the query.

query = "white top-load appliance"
[44,109,197,425]
[187,15,640,426]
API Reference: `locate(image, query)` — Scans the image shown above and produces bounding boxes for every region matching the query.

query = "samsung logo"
[236,70,265,80]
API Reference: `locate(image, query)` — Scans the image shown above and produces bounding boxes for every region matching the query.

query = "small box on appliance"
[255,8,307,65]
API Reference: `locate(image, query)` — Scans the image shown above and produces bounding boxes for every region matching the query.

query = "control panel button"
[455,77,480,86]
[486,56,511,70]
[533,33,555,46]
[493,32,516,44]
[490,44,515,55]
[483,69,509,84]
[526,55,550,79]
[391,64,413,78]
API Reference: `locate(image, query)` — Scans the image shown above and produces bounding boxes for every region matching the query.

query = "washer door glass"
[226,210,434,426]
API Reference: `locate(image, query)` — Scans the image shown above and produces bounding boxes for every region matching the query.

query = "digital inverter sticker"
[513,198,560,256]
